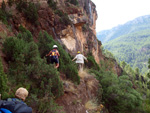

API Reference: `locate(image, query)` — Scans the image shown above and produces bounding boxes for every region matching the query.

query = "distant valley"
[98,15,150,73]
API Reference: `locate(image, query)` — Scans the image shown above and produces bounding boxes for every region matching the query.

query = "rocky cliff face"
[0,0,123,113]
[3,0,102,63]
[0,0,122,75]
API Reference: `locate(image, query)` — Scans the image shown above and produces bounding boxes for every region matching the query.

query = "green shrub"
[144,99,150,113]
[16,1,38,24]
[17,30,33,43]
[37,97,63,113]
[0,4,12,24]
[16,0,28,12]
[103,49,115,59]
[54,9,71,26]
[85,53,100,71]
[59,13,71,26]
[99,60,107,71]
[47,0,57,10]
[23,2,38,23]
[3,37,26,62]
[0,9,7,24]
[0,58,8,99]
[82,24,89,32]
[3,31,64,112]
[18,25,27,32]
[38,31,80,84]
[1,0,6,11]
[147,58,150,78]
[8,0,14,7]
[54,10,64,17]
[67,0,78,5]
[90,69,143,113]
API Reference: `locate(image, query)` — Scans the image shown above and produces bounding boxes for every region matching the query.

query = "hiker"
[72,51,88,71]
[46,45,60,68]
[0,87,32,113]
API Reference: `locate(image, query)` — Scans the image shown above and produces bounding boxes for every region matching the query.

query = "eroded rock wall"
[0,0,122,75]
[57,0,101,63]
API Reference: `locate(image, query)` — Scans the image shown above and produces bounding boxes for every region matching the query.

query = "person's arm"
[46,51,51,56]
[72,56,77,61]
[83,55,88,62]
[57,50,60,57]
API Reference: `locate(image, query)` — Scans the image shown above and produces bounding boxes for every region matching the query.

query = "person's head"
[15,87,29,101]
[77,51,80,54]
[53,45,58,49]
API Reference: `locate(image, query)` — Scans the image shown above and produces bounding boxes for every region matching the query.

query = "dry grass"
[63,80,77,93]
[85,100,105,113]
[78,70,92,79]
[0,31,7,43]
[85,99,98,110]
[87,80,95,90]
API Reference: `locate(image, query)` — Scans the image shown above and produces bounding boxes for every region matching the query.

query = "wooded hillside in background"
[104,29,150,74]
[100,15,150,74]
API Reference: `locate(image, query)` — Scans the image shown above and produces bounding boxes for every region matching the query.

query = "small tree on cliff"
[1,0,6,11]
[24,2,38,23]
[120,61,127,70]
[67,0,78,5]
[135,67,140,75]
[8,0,14,7]
[47,0,57,10]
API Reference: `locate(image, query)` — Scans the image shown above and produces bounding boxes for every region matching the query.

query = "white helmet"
[53,45,58,48]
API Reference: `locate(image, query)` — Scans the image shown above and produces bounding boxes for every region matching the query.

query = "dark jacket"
[0,98,32,113]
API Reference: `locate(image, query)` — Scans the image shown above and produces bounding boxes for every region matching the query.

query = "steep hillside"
[0,0,123,76]
[1,0,149,113]
[97,15,150,43]
[0,0,124,113]
[104,29,150,74]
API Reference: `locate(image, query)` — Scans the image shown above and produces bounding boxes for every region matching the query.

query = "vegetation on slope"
[86,53,150,113]
[1,32,150,112]
[0,1,12,24]
[0,0,150,113]
[37,31,80,84]
[0,58,8,99]
[1,28,80,112]
[104,29,150,74]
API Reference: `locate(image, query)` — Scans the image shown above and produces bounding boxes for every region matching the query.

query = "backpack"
[0,98,32,113]
[50,49,57,59]
[0,108,12,113]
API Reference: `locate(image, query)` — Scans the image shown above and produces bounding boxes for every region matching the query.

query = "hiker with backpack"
[0,87,32,113]
[72,51,88,71]
[46,45,60,68]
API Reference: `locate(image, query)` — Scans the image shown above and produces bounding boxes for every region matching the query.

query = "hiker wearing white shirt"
[72,51,88,71]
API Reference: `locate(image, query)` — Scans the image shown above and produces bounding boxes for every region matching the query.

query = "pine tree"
[120,61,127,70]
[135,67,140,75]
[8,0,14,7]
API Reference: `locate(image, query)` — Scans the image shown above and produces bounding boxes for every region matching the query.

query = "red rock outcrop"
[0,0,123,112]
[0,0,122,75]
